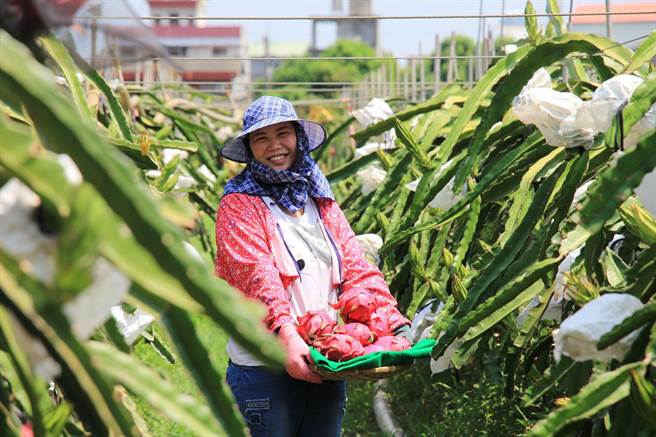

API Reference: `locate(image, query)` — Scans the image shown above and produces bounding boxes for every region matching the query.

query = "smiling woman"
[214,96,410,436]
[248,122,299,171]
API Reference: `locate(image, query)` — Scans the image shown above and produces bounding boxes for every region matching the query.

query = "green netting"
[309,338,436,372]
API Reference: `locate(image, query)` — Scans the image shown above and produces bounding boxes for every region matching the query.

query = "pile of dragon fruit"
[297,289,411,362]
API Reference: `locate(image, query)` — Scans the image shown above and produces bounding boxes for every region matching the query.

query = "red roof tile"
[149,0,197,7]
[153,25,241,38]
[572,2,656,24]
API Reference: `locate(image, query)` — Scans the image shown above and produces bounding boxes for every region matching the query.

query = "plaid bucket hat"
[220,96,327,163]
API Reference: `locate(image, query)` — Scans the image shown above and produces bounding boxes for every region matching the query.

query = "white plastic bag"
[352,98,397,158]
[110,306,156,345]
[635,168,656,218]
[356,233,384,265]
[571,74,644,132]
[405,159,464,210]
[357,165,387,195]
[410,299,443,343]
[553,293,644,363]
[512,68,594,148]
[625,103,656,149]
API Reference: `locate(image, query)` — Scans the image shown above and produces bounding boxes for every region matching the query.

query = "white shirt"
[226,197,338,366]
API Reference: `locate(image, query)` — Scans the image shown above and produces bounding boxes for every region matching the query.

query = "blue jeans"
[226,361,347,437]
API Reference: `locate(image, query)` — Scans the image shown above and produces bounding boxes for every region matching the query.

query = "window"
[170,12,179,26]
[212,47,228,56]
[167,46,188,56]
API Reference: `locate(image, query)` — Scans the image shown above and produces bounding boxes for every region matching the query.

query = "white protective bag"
[512,68,595,148]
[405,159,464,210]
[352,98,397,158]
[553,293,644,363]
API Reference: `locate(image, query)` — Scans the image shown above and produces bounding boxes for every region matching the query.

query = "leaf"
[623,31,656,74]
[381,132,542,252]
[459,258,561,339]
[522,357,579,406]
[87,341,226,436]
[601,247,628,287]
[0,249,135,436]
[0,30,285,368]
[528,362,644,436]
[499,148,564,246]
[452,33,631,190]
[546,0,566,37]
[325,152,379,183]
[560,130,656,254]
[353,151,413,234]
[620,72,656,136]
[39,36,93,123]
[436,45,533,166]
[525,1,541,44]
[351,86,462,144]
[393,118,433,170]
[0,308,48,437]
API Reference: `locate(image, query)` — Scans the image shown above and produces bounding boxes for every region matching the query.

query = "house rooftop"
[153,26,241,38]
[572,2,656,24]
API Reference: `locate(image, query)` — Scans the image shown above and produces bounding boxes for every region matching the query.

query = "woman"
[215,96,409,437]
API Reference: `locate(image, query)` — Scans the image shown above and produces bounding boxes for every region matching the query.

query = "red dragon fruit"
[368,307,391,337]
[333,322,375,346]
[296,309,336,343]
[331,288,377,323]
[313,333,365,361]
[362,343,386,354]
[373,335,411,351]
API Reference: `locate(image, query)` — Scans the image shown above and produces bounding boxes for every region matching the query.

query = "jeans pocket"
[242,398,271,430]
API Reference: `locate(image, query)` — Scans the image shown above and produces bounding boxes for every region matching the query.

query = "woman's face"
[248,122,298,171]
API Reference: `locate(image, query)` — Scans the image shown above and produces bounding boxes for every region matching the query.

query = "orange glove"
[278,324,323,384]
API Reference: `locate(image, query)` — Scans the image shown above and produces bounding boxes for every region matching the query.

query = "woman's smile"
[249,121,298,170]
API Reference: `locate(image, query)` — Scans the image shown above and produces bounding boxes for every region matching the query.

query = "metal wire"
[80,11,656,21]
[90,55,503,61]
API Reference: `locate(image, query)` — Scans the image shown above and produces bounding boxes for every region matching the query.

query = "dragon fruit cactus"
[313,333,365,361]
[373,335,411,351]
[331,288,377,323]
[333,322,375,346]
[296,309,336,343]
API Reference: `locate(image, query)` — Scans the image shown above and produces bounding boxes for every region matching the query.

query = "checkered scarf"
[223,125,334,213]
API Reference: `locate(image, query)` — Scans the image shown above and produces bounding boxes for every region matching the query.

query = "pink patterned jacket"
[215,193,410,333]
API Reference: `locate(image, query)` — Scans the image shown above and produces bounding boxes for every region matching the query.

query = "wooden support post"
[411,57,417,101]
[447,31,456,83]
[434,34,441,92]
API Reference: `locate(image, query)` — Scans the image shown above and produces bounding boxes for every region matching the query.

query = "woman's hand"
[278,324,323,384]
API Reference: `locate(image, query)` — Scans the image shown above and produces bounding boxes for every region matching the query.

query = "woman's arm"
[215,194,293,332]
[326,202,411,331]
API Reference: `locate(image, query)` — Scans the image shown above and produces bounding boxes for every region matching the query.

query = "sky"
[201,0,656,56]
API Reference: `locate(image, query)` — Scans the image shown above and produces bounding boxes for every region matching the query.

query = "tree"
[270,39,380,99]
[427,34,475,83]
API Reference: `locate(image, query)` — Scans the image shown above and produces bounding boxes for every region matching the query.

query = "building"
[111,0,248,90]
[310,0,378,54]
[570,2,656,49]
